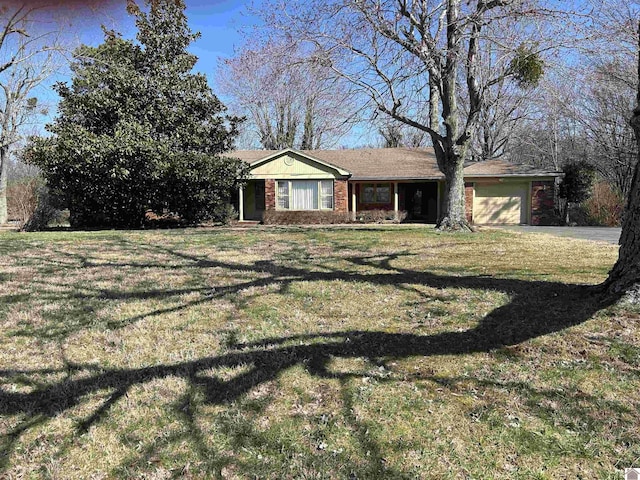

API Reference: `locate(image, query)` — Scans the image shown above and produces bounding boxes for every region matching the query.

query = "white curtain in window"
[291,181,318,210]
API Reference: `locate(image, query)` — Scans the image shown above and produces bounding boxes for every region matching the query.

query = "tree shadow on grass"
[0,242,624,474]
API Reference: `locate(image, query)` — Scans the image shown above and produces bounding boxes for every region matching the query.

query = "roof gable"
[242,148,350,178]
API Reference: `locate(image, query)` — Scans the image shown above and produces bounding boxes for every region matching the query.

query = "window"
[321,181,333,209]
[362,183,391,204]
[276,180,334,210]
[277,181,289,209]
[291,180,318,210]
[376,184,391,203]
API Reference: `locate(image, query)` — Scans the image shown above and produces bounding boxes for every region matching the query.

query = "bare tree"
[216,40,355,150]
[378,121,403,148]
[377,117,429,148]
[577,63,637,197]
[506,1,638,197]
[257,0,575,230]
[507,75,587,170]
[0,4,61,224]
[471,58,538,161]
[566,1,639,197]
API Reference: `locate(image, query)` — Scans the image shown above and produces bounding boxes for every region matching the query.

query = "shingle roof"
[463,159,560,177]
[230,148,560,180]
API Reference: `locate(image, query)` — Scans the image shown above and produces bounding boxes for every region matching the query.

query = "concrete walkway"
[493,226,621,245]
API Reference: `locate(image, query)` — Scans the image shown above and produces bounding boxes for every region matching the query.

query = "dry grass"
[0,225,638,479]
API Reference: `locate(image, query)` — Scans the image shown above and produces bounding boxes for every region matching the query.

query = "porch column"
[351,183,357,221]
[238,185,244,222]
[394,181,399,221]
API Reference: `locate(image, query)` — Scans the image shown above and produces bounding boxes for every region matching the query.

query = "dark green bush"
[25,0,247,229]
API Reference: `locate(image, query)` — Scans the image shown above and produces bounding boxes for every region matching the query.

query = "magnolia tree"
[27,0,247,228]
[256,0,576,230]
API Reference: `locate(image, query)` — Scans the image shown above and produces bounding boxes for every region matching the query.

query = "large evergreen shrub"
[25,0,248,228]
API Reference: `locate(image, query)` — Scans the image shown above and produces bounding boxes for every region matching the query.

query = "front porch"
[237,179,266,222]
[348,181,440,223]
[237,179,442,223]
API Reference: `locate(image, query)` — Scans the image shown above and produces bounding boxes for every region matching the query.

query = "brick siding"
[334,179,348,212]
[530,180,556,225]
[265,179,276,210]
[464,182,474,223]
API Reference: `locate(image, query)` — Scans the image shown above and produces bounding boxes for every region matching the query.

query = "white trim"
[351,184,357,221]
[393,181,399,220]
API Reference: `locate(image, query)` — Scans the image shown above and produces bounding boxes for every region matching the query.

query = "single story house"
[232,147,561,225]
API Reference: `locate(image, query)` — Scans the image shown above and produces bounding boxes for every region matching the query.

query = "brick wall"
[334,179,348,212]
[464,182,474,223]
[530,180,556,225]
[265,179,276,210]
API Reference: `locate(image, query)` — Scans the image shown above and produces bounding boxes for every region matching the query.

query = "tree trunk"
[602,20,640,298]
[431,0,471,232]
[301,97,314,150]
[436,146,471,231]
[0,145,8,224]
[603,143,640,297]
[603,103,640,296]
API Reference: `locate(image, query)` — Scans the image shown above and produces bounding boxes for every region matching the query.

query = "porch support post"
[394,181,399,221]
[351,183,357,221]
[239,185,244,222]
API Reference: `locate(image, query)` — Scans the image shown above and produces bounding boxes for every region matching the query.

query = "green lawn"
[0,226,638,479]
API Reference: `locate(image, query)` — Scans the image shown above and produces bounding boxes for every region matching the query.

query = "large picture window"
[277,180,334,210]
[362,183,391,204]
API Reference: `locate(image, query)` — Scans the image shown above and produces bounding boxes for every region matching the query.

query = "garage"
[473,182,529,224]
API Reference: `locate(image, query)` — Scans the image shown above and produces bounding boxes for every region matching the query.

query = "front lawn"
[0,226,637,479]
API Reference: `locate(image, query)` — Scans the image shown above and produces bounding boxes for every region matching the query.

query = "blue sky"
[24,1,254,101]
[63,0,256,82]
[21,0,264,139]
[30,0,369,147]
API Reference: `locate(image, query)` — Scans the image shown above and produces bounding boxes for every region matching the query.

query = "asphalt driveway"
[493,226,622,245]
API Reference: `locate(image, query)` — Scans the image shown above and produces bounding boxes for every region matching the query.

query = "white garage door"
[474,182,528,224]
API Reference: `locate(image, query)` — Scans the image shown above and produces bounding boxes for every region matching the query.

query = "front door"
[402,183,438,223]
[255,180,265,212]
